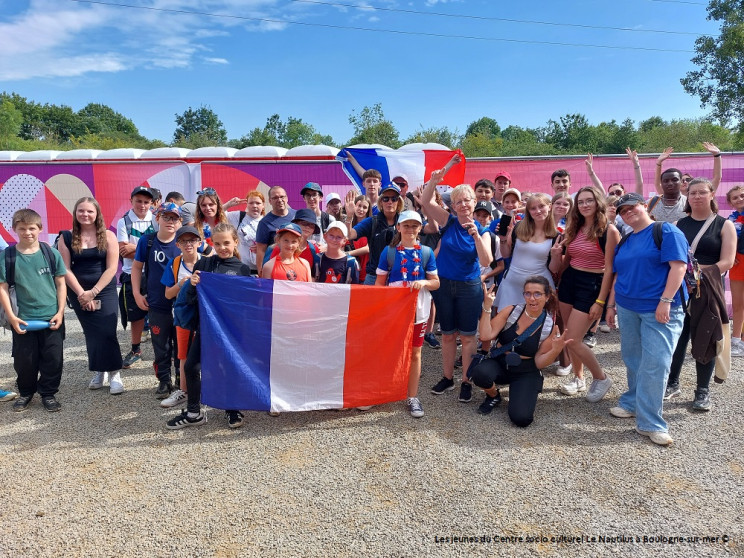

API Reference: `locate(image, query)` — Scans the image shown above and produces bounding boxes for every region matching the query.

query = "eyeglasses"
[178,238,200,245]
[270,195,288,201]
[196,188,217,196]
[523,291,545,299]
[609,190,623,196]
[381,195,400,203]
[576,199,596,206]
[454,198,474,206]
[687,190,710,197]
[160,215,180,222]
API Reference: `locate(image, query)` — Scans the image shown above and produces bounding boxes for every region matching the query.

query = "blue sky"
[0,0,721,146]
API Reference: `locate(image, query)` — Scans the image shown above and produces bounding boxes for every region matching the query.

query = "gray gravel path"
[1,309,742,557]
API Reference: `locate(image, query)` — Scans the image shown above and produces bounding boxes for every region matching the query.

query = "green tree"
[0,99,23,143]
[78,103,139,136]
[232,114,335,149]
[681,0,744,124]
[403,126,461,148]
[173,105,227,147]
[464,117,501,139]
[348,103,400,148]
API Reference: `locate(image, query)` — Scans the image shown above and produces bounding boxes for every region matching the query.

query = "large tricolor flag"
[197,273,417,412]
[337,147,466,193]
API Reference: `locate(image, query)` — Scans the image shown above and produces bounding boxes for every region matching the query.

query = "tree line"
[1,93,742,157]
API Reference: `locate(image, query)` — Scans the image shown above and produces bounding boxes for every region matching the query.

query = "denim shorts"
[431,276,482,336]
[557,267,603,314]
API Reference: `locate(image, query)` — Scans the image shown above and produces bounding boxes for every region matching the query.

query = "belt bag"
[488,310,547,367]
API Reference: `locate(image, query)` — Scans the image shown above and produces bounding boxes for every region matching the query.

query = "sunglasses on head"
[197,188,217,196]
[381,195,400,203]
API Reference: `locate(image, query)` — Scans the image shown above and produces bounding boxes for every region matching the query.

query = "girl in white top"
[226,190,265,273]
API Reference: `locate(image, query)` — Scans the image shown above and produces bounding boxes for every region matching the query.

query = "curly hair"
[195,190,228,238]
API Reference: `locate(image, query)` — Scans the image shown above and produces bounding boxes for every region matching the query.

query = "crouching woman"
[469,275,572,427]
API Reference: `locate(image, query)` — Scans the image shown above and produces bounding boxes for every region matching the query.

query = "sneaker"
[609,406,635,418]
[423,332,441,350]
[166,409,206,429]
[454,355,462,368]
[407,397,424,418]
[555,363,572,377]
[155,381,173,400]
[559,376,586,395]
[730,339,744,357]
[142,328,151,343]
[636,427,673,446]
[356,405,374,411]
[585,375,613,403]
[582,333,597,348]
[431,377,455,395]
[160,389,187,408]
[478,391,502,415]
[598,321,611,333]
[0,389,18,402]
[88,371,108,390]
[664,382,681,400]
[122,350,142,369]
[458,382,472,403]
[692,387,711,411]
[13,394,33,412]
[109,372,124,395]
[268,411,281,417]
[41,396,61,412]
[226,410,245,428]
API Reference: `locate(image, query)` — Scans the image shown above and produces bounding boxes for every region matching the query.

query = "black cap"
[130,185,153,199]
[176,225,201,241]
[474,201,494,214]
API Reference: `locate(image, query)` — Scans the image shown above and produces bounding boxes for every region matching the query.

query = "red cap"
[494,171,512,182]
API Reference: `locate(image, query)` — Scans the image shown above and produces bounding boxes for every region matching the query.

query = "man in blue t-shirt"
[131,203,183,399]
[256,186,296,275]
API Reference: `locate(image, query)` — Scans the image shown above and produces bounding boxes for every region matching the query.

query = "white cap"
[398,210,422,224]
[325,193,341,204]
[325,221,348,236]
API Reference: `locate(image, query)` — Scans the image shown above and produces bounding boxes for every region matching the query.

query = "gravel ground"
[0,309,742,557]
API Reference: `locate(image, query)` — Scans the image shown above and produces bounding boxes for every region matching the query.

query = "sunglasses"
[381,195,400,203]
[609,190,623,196]
[196,188,217,196]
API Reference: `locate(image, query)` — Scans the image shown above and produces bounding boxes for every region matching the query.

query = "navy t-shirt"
[134,234,181,313]
[353,213,399,275]
[256,210,297,246]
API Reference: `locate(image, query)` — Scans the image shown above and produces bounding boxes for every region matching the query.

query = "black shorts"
[118,272,148,324]
[557,267,603,314]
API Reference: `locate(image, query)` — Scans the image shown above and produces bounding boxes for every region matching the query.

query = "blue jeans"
[363,273,377,286]
[430,276,482,336]
[616,304,684,433]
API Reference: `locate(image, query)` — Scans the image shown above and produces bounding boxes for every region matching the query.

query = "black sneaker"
[166,409,206,430]
[41,395,61,412]
[226,410,245,428]
[155,381,173,400]
[478,391,502,415]
[431,377,455,394]
[12,394,33,412]
[423,333,441,349]
[458,382,472,403]
[122,350,142,369]
[692,387,711,411]
[582,333,597,348]
[664,382,681,400]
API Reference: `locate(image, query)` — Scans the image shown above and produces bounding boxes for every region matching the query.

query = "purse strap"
[489,309,547,358]
[690,214,716,255]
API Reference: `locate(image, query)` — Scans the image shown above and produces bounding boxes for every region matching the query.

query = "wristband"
[482,304,491,313]
[595,299,605,306]
[714,153,721,158]
[607,304,616,309]
[660,297,674,303]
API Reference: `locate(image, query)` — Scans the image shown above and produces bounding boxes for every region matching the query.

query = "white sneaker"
[160,389,186,408]
[599,322,611,333]
[585,375,613,403]
[555,363,572,377]
[559,376,586,395]
[609,406,635,418]
[407,397,424,418]
[730,339,744,357]
[109,372,124,395]
[89,371,108,390]
[636,427,673,446]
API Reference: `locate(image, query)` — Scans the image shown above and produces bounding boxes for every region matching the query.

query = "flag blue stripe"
[199,273,274,411]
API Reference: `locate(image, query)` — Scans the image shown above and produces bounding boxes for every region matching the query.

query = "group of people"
[1,144,741,447]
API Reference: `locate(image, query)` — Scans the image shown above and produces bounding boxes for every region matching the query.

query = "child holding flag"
[376,211,439,418]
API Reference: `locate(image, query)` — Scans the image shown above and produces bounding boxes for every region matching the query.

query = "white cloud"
[204,57,229,64]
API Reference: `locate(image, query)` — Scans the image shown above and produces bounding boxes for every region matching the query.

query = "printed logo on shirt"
[285,269,298,281]
[38,266,51,276]
[325,269,342,283]
[152,249,168,264]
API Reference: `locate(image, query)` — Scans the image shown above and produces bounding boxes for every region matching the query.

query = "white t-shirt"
[116,209,155,274]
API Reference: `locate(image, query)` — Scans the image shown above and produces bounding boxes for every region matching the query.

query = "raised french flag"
[197,273,417,412]
[337,147,466,193]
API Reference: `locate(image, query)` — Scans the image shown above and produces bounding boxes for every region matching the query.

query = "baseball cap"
[381,183,402,195]
[398,210,422,224]
[277,222,302,237]
[156,202,181,217]
[301,182,323,196]
[615,192,645,209]
[176,225,201,241]
[392,174,410,187]
[325,221,348,237]
[474,201,494,214]
[325,193,341,204]
[494,171,512,182]
[292,208,321,234]
[502,188,522,201]
[130,185,153,199]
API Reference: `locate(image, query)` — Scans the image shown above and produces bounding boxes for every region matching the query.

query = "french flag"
[197,273,417,412]
[337,147,466,193]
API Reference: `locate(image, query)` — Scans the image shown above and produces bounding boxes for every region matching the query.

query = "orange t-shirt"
[270,258,310,282]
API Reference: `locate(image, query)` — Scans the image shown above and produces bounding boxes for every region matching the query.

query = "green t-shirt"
[0,246,67,321]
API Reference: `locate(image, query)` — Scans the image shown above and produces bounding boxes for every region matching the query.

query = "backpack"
[1,243,58,331]
[173,280,197,329]
[616,221,698,304]
[384,245,433,285]
[314,253,359,284]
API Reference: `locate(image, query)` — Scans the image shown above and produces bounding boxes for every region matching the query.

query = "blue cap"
[292,208,321,234]
[301,182,323,196]
[381,183,401,195]
[156,202,181,216]
[277,222,303,237]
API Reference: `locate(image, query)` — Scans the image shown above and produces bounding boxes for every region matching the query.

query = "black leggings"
[469,355,544,427]
[668,314,715,389]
